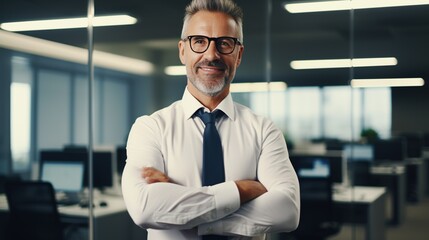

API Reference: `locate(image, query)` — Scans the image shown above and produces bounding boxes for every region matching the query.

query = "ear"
[235,45,244,67]
[178,40,186,64]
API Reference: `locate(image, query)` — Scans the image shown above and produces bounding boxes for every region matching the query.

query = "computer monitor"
[290,152,346,186]
[294,157,330,178]
[40,161,84,193]
[92,151,114,190]
[40,149,114,190]
[400,133,423,158]
[373,138,406,162]
[343,143,374,161]
[116,146,127,175]
[290,154,333,201]
[423,133,429,148]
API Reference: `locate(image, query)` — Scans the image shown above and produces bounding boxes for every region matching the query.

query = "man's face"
[179,11,243,97]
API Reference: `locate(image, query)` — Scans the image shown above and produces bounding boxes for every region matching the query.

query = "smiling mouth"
[196,60,227,75]
[199,66,225,74]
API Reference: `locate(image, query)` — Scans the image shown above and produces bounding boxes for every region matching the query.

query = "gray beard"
[191,77,227,97]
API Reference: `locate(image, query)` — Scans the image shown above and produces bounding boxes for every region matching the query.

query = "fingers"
[142,167,170,184]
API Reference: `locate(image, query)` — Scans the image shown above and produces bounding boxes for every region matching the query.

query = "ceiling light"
[230,82,287,93]
[0,15,137,32]
[165,66,186,76]
[0,30,153,75]
[285,0,429,13]
[291,57,397,70]
[351,78,425,88]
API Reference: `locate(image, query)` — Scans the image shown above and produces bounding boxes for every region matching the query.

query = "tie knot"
[196,109,223,125]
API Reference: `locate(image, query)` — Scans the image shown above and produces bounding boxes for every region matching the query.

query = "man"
[121,0,300,239]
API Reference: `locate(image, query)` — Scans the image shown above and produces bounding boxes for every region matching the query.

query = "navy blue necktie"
[196,109,225,186]
[196,109,228,240]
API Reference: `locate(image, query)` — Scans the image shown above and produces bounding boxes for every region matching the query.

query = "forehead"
[185,10,239,37]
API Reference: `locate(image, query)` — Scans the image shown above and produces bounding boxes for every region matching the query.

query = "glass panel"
[1,1,88,174]
[1,0,90,239]
[353,3,429,239]
[277,1,354,239]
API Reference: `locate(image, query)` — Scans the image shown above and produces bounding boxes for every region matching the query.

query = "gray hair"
[181,0,244,42]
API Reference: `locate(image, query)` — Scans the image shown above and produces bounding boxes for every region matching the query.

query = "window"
[287,87,321,141]
[11,56,33,172]
[233,86,391,143]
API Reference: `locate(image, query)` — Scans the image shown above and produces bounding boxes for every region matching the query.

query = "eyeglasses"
[184,35,241,55]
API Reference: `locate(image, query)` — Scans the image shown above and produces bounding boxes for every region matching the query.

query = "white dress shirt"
[122,88,300,240]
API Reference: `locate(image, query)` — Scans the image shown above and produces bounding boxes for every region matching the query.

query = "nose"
[204,39,221,60]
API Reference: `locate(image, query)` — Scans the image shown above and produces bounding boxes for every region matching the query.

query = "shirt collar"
[182,87,235,121]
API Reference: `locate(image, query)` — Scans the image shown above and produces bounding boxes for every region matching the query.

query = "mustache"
[196,60,227,69]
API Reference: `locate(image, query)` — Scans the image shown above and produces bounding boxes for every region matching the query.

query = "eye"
[218,38,234,48]
[192,37,207,45]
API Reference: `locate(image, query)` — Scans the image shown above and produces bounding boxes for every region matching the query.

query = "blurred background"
[1,0,429,240]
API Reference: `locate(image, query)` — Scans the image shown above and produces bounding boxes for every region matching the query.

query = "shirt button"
[224,207,230,213]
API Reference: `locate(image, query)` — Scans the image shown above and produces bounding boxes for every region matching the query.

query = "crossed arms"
[143,167,267,204]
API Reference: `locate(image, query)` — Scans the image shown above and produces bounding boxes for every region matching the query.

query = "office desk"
[0,194,147,240]
[405,158,425,202]
[270,186,387,240]
[423,150,429,195]
[333,186,387,240]
[370,165,406,225]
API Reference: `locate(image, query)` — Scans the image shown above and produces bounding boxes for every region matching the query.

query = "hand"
[142,167,170,184]
[235,180,267,204]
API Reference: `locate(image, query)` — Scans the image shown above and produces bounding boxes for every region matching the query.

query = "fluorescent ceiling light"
[165,66,186,76]
[290,57,397,70]
[285,0,429,13]
[0,15,137,32]
[351,78,425,88]
[0,30,153,75]
[230,82,287,93]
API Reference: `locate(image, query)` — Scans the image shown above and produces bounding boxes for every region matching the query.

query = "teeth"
[202,68,217,71]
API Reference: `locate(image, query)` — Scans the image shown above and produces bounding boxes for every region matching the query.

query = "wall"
[392,83,429,135]
[0,50,12,174]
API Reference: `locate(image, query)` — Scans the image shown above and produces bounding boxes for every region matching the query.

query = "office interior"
[1,0,429,240]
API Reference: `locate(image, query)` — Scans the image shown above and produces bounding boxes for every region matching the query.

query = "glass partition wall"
[351,3,429,240]
[1,0,92,239]
[269,1,355,239]
[2,0,429,240]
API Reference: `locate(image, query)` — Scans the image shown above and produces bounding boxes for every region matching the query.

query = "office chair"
[5,180,64,240]
[0,174,21,194]
[290,176,341,240]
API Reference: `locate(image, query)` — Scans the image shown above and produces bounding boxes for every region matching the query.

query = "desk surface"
[0,195,6,210]
[59,195,127,217]
[2,186,387,210]
[333,186,386,203]
[0,193,126,218]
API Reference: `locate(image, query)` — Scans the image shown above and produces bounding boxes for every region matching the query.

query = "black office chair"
[0,174,21,194]
[5,180,64,240]
[290,176,341,240]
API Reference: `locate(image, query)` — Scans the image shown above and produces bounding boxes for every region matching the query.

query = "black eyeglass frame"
[183,35,242,55]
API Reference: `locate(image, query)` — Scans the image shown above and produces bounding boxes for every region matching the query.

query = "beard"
[189,59,229,97]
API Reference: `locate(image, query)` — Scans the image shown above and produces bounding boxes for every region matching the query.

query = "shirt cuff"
[198,181,240,235]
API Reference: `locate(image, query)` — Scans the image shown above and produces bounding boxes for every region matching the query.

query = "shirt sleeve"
[121,116,241,230]
[198,121,300,236]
